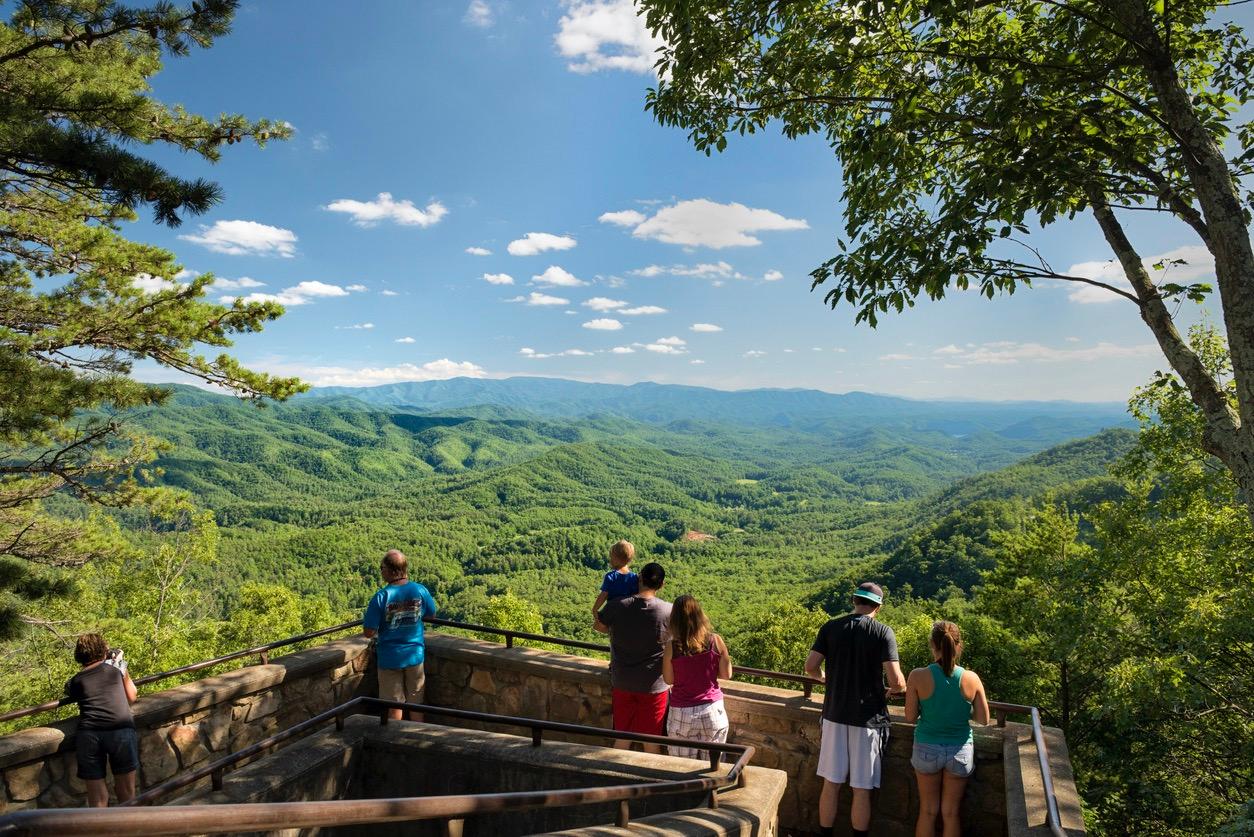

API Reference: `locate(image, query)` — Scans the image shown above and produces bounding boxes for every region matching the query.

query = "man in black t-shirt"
[804,582,906,837]
[65,633,139,807]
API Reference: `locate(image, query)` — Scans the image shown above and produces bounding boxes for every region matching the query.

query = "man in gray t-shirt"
[595,561,671,751]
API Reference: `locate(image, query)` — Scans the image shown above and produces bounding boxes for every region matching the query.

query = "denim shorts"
[911,740,975,777]
[76,727,139,780]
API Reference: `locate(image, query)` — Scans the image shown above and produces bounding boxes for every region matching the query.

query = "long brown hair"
[669,594,712,657]
[930,620,963,676]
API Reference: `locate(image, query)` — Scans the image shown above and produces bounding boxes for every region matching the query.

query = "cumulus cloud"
[598,209,647,226]
[743,350,766,358]
[381,290,400,297]
[346,284,367,292]
[336,322,375,330]
[933,344,964,355]
[180,220,298,257]
[880,353,915,361]
[131,273,181,294]
[583,318,624,330]
[584,297,627,311]
[1065,245,1213,304]
[519,347,594,359]
[509,291,570,306]
[293,359,485,387]
[645,343,686,354]
[619,305,666,315]
[532,265,586,287]
[508,232,577,256]
[466,246,492,256]
[616,199,808,248]
[173,269,200,281]
[633,261,744,280]
[763,269,784,282]
[690,359,706,365]
[211,276,265,290]
[324,193,448,228]
[221,280,350,307]
[483,273,515,285]
[395,337,416,343]
[655,336,686,346]
[610,346,635,354]
[690,323,722,333]
[555,0,663,75]
[464,0,493,26]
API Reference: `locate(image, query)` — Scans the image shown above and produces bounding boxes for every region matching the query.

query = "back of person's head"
[609,540,635,569]
[669,594,711,656]
[931,620,963,675]
[382,549,408,577]
[639,561,665,591]
[851,581,884,612]
[74,634,109,666]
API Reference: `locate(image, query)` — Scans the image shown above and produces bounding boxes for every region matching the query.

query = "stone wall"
[422,634,1013,836]
[0,636,371,812]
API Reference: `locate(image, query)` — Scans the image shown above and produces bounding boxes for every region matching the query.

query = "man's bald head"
[382,549,408,577]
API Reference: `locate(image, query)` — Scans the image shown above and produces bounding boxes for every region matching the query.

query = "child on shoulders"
[593,539,638,618]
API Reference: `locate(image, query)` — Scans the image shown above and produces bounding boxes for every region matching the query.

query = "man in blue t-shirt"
[363,549,438,721]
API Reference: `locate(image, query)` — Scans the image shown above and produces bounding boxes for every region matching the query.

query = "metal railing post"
[532,727,542,747]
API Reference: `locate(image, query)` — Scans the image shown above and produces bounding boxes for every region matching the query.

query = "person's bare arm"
[662,641,675,685]
[713,634,733,680]
[968,671,991,725]
[122,672,138,704]
[804,650,825,681]
[884,660,906,695]
[593,590,608,619]
[362,627,377,639]
[904,669,922,723]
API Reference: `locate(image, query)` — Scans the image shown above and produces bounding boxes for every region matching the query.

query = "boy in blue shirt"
[363,549,438,721]
[592,540,638,621]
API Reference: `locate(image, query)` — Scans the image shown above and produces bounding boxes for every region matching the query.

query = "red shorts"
[612,688,668,736]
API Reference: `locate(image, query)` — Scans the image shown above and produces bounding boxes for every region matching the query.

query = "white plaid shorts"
[666,699,730,760]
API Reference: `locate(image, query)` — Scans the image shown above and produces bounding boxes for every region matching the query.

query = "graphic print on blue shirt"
[601,570,640,600]
[364,581,438,670]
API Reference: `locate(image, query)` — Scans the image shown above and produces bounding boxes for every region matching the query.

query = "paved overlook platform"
[0,632,1085,836]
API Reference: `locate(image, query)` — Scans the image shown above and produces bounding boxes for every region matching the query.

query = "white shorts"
[817,719,886,789]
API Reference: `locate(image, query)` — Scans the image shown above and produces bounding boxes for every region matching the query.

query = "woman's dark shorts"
[76,727,139,780]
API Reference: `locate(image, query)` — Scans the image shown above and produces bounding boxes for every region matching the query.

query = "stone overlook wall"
[0,631,1084,836]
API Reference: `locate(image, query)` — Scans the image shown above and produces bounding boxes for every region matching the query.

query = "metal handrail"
[0,616,1070,835]
[0,696,755,836]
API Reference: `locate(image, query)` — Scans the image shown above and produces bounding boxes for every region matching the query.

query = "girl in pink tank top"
[662,595,733,761]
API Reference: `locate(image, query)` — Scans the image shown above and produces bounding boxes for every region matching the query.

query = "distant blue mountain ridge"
[299,376,1133,439]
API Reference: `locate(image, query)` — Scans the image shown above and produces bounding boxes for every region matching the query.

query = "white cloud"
[510,291,570,306]
[381,290,400,297]
[173,269,201,281]
[645,343,686,354]
[610,346,635,354]
[933,344,963,355]
[1065,336,1081,342]
[212,276,265,290]
[690,323,723,333]
[222,280,350,307]
[743,350,766,358]
[622,199,808,248]
[655,336,686,346]
[633,261,744,280]
[464,0,493,27]
[294,359,485,387]
[958,341,1158,365]
[632,265,668,278]
[583,318,624,330]
[483,272,515,285]
[508,232,577,256]
[584,297,627,311]
[324,193,448,228]
[336,322,375,330]
[466,246,492,256]
[346,284,367,292]
[784,348,796,353]
[519,347,594,359]
[555,0,663,75]
[131,273,180,294]
[763,269,784,282]
[395,337,416,343]
[619,305,667,315]
[180,220,298,257]
[690,359,706,365]
[311,133,330,152]
[598,209,647,226]
[532,265,586,287]
[880,353,915,361]
[1065,245,1212,304]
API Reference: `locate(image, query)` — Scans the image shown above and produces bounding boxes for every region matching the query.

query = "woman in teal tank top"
[904,621,990,837]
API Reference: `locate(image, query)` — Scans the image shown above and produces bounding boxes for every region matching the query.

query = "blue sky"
[128,0,1228,402]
